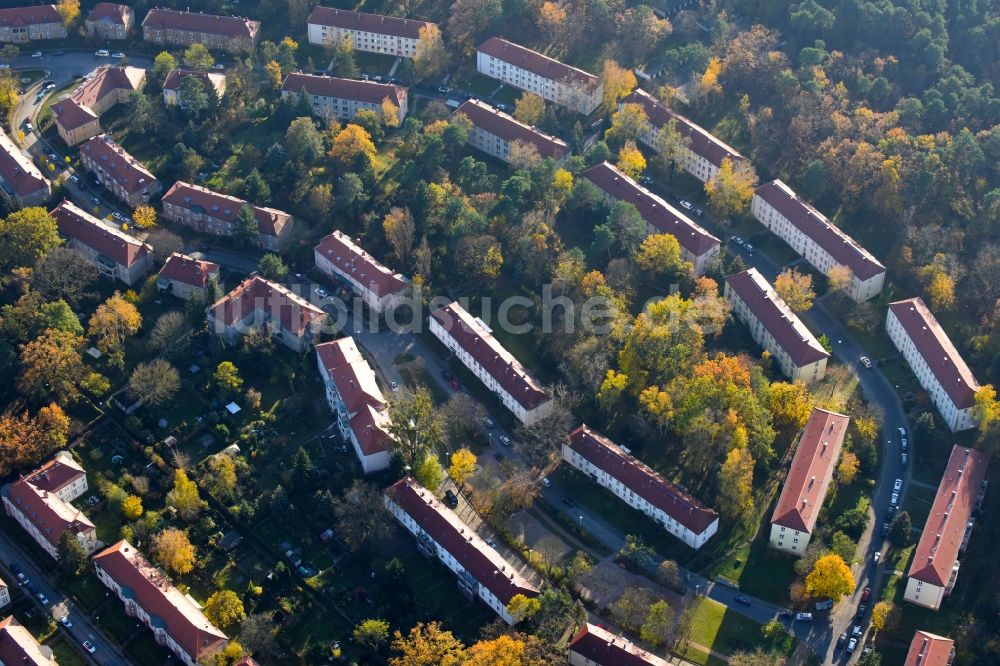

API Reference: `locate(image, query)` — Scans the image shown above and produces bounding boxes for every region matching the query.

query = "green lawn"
[125,629,171,664]
[94,599,136,641]
[900,483,936,529]
[685,596,795,658]
[709,526,798,604]
[44,636,86,666]
[746,229,801,267]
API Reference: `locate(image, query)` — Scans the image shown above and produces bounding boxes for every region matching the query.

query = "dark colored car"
[444,489,459,508]
[734,594,752,606]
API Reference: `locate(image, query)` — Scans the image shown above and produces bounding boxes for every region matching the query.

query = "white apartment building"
[477,37,603,115]
[562,424,719,549]
[905,446,988,610]
[281,73,408,126]
[887,298,980,432]
[0,578,8,608]
[770,408,850,554]
[79,134,160,208]
[51,200,153,286]
[307,6,435,58]
[384,478,539,624]
[316,338,394,474]
[582,161,720,275]
[621,88,751,183]
[568,623,670,666]
[93,540,228,665]
[430,301,553,425]
[1,451,97,560]
[314,230,409,314]
[457,99,570,165]
[753,180,886,302]
[724,268,830,383]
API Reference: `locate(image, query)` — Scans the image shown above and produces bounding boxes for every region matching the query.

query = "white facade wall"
[886,309,975,432]
[769,523,810,554]
[281,87,407,126]
[63,236,152,286]
[316,356,391,474]
[476,51,602,115]
[904,575,949,611]
[308,23,422,58]
[0,584,9,607]
[313,248,406,314]
[1,497,97,560]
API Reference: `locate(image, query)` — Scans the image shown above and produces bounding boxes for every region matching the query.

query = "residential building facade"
[314,230,408,314]
[142,8,260,54]
[162,69,226,107]
[0,616,57,665]
[457,99,570,166]
[724,268,830,383]
[905,446,988,611]
[208,275,326,353]
[752,180,886,302]
[161,181,294,250]
[93,540,228,666]
[52,65,145,146]
[281,73,408,125]
[904,631,955,666]
[384,478,539,624]
[769,408,850,554]
[156,252,220,301]
[0,451,97,560]
[79,134,160,208]
[430,301,553,425]
[0,6,66,43]
[568,623,670,666]
[51,200,153,286]
[0,578,8,608]
[306,6,434,58]
[0,127,50,208]
[84,3,134,40]
[563,424,719,549]
[887,298,980,432]
[477,37,602,115]
[621,88,751,183]
[583,161,720,275]
[315,338,394,473]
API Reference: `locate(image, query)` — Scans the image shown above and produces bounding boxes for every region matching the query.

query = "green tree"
[640,600,673,647]
[704,157,758,219]
[204,590,246,629]
[214,361,243,394]
[414,453,444,492]
[178,75,210,117]
[888,510,913,546]
[129,91,154,133]
[58,530,87,576]
[354,618,390,651]
[183,43,214,70]
[166,469,201,521]
[387,388,443,467]
[284,117,324,166]
[242,169,271,205]
[234,204,258,246]
[0,207,61,271]
[830,531,856,562]
[257,253,288,280]
[152,51,177,82]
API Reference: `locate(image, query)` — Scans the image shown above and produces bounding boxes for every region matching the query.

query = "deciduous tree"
[870,600,898,633]
[383,207,415,266]
[616,140,646,179]
[329,480,392,551]
[805,553,854,600]
[774,269,816,312]
[602,60,637,111]
[183,43,213,70]
[58,530,87,576]
[30,247,98,307]
[514,92,546,126]
[719,446,755,519]
[769,381,815,428]
[204,590,246,629]
[827,265,853,293]
[127,359,180,407]
[18,328,86,405]
[214,361,243,394]
[151,527,196,574]
[149,311,188,358]
[389,621,465,666]
[0,207,61,272]
[414,453,444,491]
[284,117,325,165]
[635,233,690,280]
[354,618,390,651]
[606,102,648,146]
[166,469,202,521]
[387,387,443,467]
[0,405,69,476]
[88,293,142,367]
[56,0,79,25]
[257,253,287,280]
[0,71,20,115]
[413,24,449,80]
[463,635,526,665]
[888,510,912,546]
[122,495,143,519]
[152,51,177,82]
[330,123,376,166]
[640,599,673,647]
[448,448,477,488]
[838,451,860,484]
[507,593,541,623]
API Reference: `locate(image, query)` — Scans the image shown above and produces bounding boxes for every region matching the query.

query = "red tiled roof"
[568,424,719,535]
[161,181,293,240]
[478,37,599,89]
[93,540,228,662]
[457,99,569,160]
[0,127,49,199]
[904,631,955,666]
[3,452,94,549]
[908,446,988,587]
[162,68,225,95]
[52,98,98,132]
[724,268,830,367]
[350,403,394,456]
[316,338,394,456]
[158,252,219,289]
[622,88,748,169]
[52,200,150,269]
[142,8,259,40]
[755,180,885,281]
[771,408,849,532]
[80,134,157,196]
[386,478,538,604]
[86,2,130,25]
[314,230,407,299]
[582,161,719,257]
[568,623,670,666]
[0,5,61,28]
[888,298,979,410]
[0,616,54,665]
[431,301,550,410]
[307,6,433,39]
[282,72,405,107]
[71,65,145,109]
[209,275,325,337]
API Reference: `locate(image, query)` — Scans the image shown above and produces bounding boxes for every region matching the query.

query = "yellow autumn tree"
[121,495,143,519]
[769,381,815,428]
[506,594,541,623]
[598,369,628,413]
[616,140,646,179]
[265,60,283,89]
[330,124,376,166]
[513,92,545,126]
[151,528,196,575]
[827,265,854,293]
[837,451,860,484]
[704,157,758,218]
[602,59,637,110]
[448,449,477,488]
[718,447,754,519]
[973,385,1000,436]
[805,554,855,600]
[774,269,816,312]
[698,56,723,97]
[381,97,401,128]
[132,205,156,229]
[0,71,20,116]
[57,0,80,25]
[639,386,673,430]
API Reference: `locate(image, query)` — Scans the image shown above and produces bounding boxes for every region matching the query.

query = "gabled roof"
[582,161,719,257]
[457,99,570,160]
[93,540,228,662]
[771,408,849,533]
[754,180,885,281]
[431,301,550,411]
[209,275,325,337]
[86,2,131,25]
[904,631,955,666]
[80,134,158,195]
[314,230,408,299]
[724,268,830,367]
[622,88,748,169]
[0,616,56,665]
[142,8,260,40]
[567,425,719,535]
[386,478,538,604]
[0,5,61,28]
[908,446,988,587]
[888,298,979,410]
[281,72,406,107]
[71,65,145,109]
[158,252,219,289]
[2,451,94,549]
[307,6,434,40]
[162,69,226,96]
[568,623,670,666]
[478,37,599,89]
[316,337,387,415]
[0,127,49,199]
[52,199,150,268]
[51,98,98,132]
[161,181,292,240]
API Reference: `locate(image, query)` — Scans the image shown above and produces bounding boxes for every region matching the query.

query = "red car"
[860,586,871,603]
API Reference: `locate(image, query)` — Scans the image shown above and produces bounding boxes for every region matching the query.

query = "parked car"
[731,235,745,246]
[837,632,847,649]
[499,435,512,447]
[483,418,496,430]
[886,505,897,519]
[541,477,552,488]
[815,599,833,611]
[36,592,48,605]
[901,452,908,466]
[898,426,906,437]
[744,243,754,253]
[82,640,96,653]
[444,489,459,508]
[900,437,908,451]
[390,380,398,392]
[890,492,899,506]
[851,624,863,638]
[882,521,890,537]
[640,176,653,185]
[860,355,873,368]
[873,551,881,564]
[496,103,507,111]
[111,52,125,59]
[778,608,793,618]
[24,121,33,133]
[894,478,903,492]
[679,200,693,210]
[437,86,450,94]
[735,594,752,606]
[59,616,72,628]
[315,287,328,298]
[857,603,868,618]
[95,49,109,57]
[795,612,813,622]
[847,637,858,654]
[70,174,80,184]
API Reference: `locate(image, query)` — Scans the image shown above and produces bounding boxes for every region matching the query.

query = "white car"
[541,477,552,488]
[890,492,899,506]
[59,616,72,628]
[111,52,125,59]
[847,637,858,654]
[499,435,512,447]
[873,551,881,564]
[893,478,903,492]
[31,51,42,58]
[82,640,96,654]
[315,287,328,298]
[679,200,693,210]
[898,426,906,437]
[859,355,873,368]
[795,612,813,621]
[731,235,744,246]
[390,380,398,392]
[112,211,122,221]
[95,49,109,57]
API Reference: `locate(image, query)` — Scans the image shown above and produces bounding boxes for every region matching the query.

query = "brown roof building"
[314,230,408,314]
[208,275,326,353]
[770,408,850,554]
[563,424,719,549]
[457,99,570,164]
[79,134,160,208]
[53,65,146,146]
[904,631,955,666]
[84,3,134,40]
[162,69,227,107]
[306,7,434,58]
[281,73,408,125]
[0,616,56,665]
[905,445,988,610]
[568,623,670,666]
[0,5,67,42]
[0,127,50,208]
[142,8,260,53]
[52,199,153,286]
[157,252,220,301]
